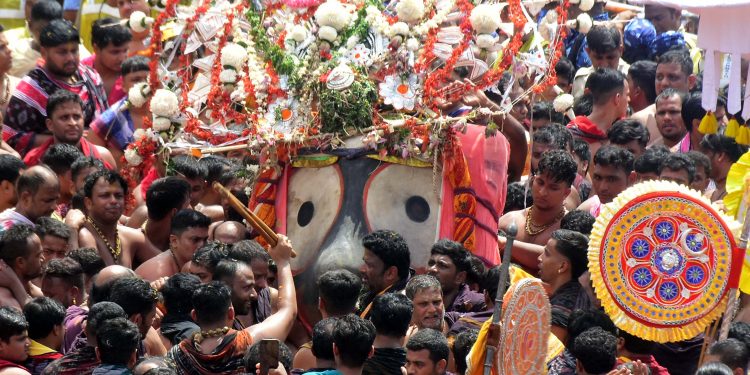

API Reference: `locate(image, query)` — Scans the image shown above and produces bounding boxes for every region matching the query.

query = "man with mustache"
[4,20,107,156]
[405,275,446,338]
[0,224,45,310]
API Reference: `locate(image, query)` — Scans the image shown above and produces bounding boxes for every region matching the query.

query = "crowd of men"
[0,0,748,374]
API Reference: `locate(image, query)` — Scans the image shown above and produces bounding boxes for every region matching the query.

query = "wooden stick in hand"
[212,182,297,258]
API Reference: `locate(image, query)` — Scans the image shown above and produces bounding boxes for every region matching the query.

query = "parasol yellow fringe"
[725,118,741,138]
[724,151,750,218]
[698,112,718,135]
[589,180,741,343]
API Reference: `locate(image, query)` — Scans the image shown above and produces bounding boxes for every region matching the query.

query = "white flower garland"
[124,148,144,166]
[150,89,180,118]
[470,4,502,34]
[127,11,153,33]
[395,0,425,23]
[128,82,150,108]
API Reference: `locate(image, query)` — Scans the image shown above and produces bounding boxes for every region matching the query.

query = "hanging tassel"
[699,111,719,135]
[726,117,740,139]
[736,125,750,146]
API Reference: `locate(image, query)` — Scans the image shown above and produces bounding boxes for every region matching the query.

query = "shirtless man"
[498,150,578,272]
[578,145,636,217]
[78,170,158,268]
[138,177,191,251]
[0,224,45,309]
[135,209,210,281]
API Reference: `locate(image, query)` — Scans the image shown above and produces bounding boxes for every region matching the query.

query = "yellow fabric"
[682,32,702,75]
[545,334,565,371]
[724,152,750,294]
[698,112,719,135]
[365,154,432,168]
[28,340,57,356]
[726,118,741,138]
[78,0,120,51]
[290,155,339,168]
[466,317,498,375]
[0,0,24,32]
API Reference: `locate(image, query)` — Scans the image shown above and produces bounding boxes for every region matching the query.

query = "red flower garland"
[532,0,569,94]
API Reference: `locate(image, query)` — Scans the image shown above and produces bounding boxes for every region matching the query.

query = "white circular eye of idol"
[363,164,441,268]
[286,166,343,272]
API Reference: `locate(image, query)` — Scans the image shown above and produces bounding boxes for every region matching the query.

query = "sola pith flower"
[128,82,150,108]
[567,13,593,34]
[553,93,575,113]
[395,0,425,23]
[314,0,351,31]
[220,69,238,84]
[124,148,143,166]
[150,89,180,118]
[379,73,420,111]
[221,43,248,69]
[152,117,172,131]
[290,24,308,42]
[470,4,502,35]
[476,34,497,49]
[128,11,153,33]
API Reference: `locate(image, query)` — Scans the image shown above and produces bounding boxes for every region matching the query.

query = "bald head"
[212,221,246,244]
[89,265,136,307]
[15,165,60,221]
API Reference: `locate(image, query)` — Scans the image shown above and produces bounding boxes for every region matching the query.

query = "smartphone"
[259,339,280,375]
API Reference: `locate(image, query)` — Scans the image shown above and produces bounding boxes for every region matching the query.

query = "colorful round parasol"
[589,180,742,343]
[499,278,550,375]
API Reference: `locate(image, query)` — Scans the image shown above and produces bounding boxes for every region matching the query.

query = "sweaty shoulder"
[577,196,598,212]
[135,253,167,281]
[0,288,21,311]
[0,367,31,375]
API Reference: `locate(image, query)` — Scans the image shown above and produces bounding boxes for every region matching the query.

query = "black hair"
[0,224,37,265]
[41,144,83,175]
[571,138,591,166]
[146,177,190,221]
[87,301,127,336]
[199,156,233,184]
[659,153,696,184]
[655,88,687,110]
[628,60,658,103]
[212,258,247,285]
[317,269,361,316]
[91,17,132,49]
[618,330,656,355]
[586,25,622,53]
[728,322,750,351]
[39,19,79,48]
[536,150,578,186]
[658,48,693,77]
[192,281,231,325]
[108,277,158,318]
[634,145,670,175]
[121,55,150,76]
[83,169,128,198]
[551,229,589,279]
[466,255,486,288]
[36,216,71,241]
[481,266,508,302]
[170,209,211,236]
[700,134,748,163]
[369,293,413,338]
[573,94,593,117]
[16,165,57,196]
[0,155,26,185]
[161,273,201,316]
[0,307,28,342]
[572,327,618,374]
[243,340,294,373]
[43,257,84,290]
[567,308,617,347]
[71,157,104,184]
[560,210,596,236]
[96,317,141,365]
[532,123,573,151]
[430,239,472,274]
[333,314,377,368]
[46,89,83,121]
[192,242,229,271]
[554,58,575,85]
[405,274,442,300]
[531,101,564,124]
[311,318,336,361]
[66,247,105,279]
[452,329,479,375]
[593,145,635,175]
[170,155,208,180]
[405,328,449,364]
[503,182,532,214]
[681,92,705,133]
[23,296,65,340]
[30,0,62,23]
[695,362,735,375]
[362,230,411,280]
[607,119,650,149]
[586,68,626,106]
[228,240,269,264]
[707,339,749,372]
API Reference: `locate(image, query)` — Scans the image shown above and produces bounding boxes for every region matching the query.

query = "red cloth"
[23,138,112,169]
[140,167,160,199]
[567,116,607,144]
[0,358,29,372]
[624,354,670,375]
[81,55,126,106]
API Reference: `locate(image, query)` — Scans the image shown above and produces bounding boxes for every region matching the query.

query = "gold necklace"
[525,206,566,236]
[86,217,121,260]
[0,75,9,105]
[193,326,229,343]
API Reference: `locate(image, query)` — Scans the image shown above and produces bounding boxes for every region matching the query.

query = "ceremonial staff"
[484,223,517,375]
